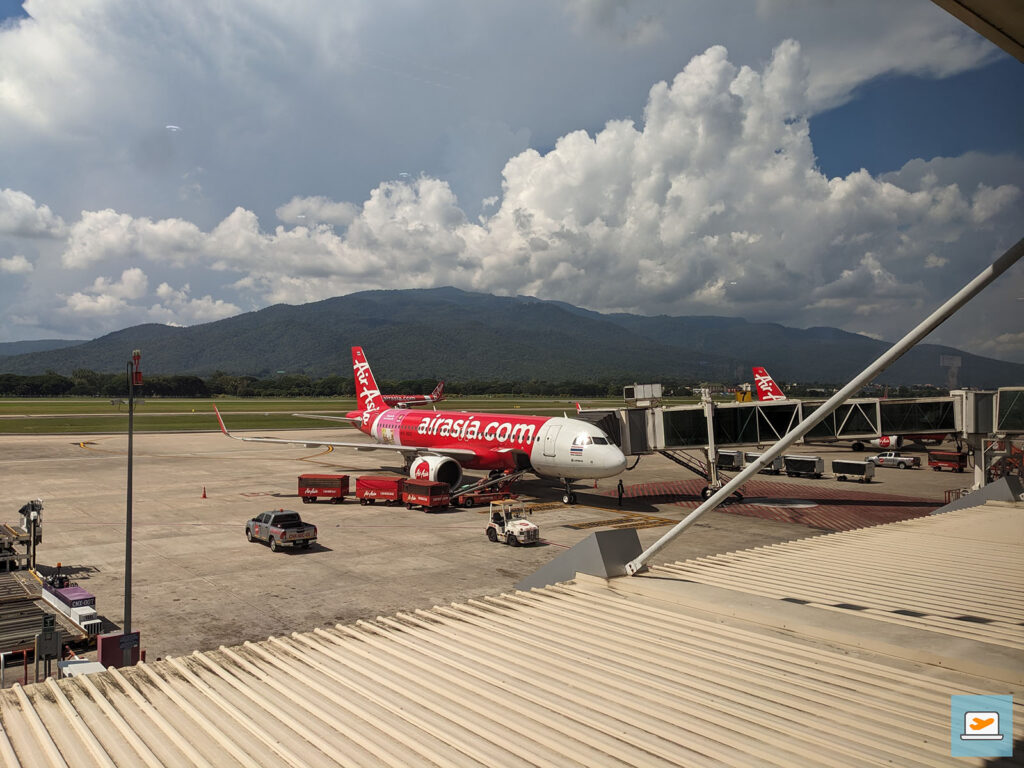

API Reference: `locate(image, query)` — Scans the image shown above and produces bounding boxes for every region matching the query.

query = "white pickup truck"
[865,451,921,470]
[245,509,317,551]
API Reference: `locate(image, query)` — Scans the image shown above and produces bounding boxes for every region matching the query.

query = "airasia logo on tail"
[752,367,786,401]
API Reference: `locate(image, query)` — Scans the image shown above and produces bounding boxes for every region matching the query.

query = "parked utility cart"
[486,501,539,546]
[831,459,874,483]
[716,450,744,471]
[246,509,317,551]
[783,454,824,478]
[356,475,405,505]
[298,474,349,504]
[403,480,451,511]
[865,451,921,470]
[744,452,783,475]
[928,451,967,473]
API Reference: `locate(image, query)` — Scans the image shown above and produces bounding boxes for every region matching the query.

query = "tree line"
[0,369,946,400]
[0,370,700,399]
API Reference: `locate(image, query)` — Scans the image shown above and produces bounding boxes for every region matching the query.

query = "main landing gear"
[561,479,578,505]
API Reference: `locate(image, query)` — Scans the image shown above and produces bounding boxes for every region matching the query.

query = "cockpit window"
[572,434,594,446]
[592,436,608,445]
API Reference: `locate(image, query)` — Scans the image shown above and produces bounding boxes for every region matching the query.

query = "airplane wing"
[211,406,477,458]
[291,413,361,423]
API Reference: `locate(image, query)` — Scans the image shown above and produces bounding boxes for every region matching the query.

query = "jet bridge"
[578,389,1021,455]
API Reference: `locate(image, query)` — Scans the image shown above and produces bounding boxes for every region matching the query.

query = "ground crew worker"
[617,479,624,507]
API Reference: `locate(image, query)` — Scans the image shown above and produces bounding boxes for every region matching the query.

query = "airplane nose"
[608,446,627,473]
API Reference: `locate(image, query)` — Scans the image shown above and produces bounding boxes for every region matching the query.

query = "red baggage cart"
[402,479,451,511]
[928,451,967,472]
[298,474,349,504]
[355,475,406,505]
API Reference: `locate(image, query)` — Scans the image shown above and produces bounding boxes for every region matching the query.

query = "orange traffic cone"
[201,486,207,499]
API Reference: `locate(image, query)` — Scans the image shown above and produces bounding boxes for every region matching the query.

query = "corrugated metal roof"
[650,502,1024,651]
[0,502,1021,766]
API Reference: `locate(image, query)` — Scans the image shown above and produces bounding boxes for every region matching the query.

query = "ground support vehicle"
[403,480,451,511]
[831,459,874,483]
[41,565,101,635]
[928,451,967,473]
[298,474,349,504]
[865,451,921,470]
[783,455,824,479]
[456,487,518,507]
[355,475,405,505]
[246,510,317,551]
[744,452,783,475]
[486,501,539,546]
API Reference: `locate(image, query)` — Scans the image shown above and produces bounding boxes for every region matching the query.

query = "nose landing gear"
[561,479,578,505]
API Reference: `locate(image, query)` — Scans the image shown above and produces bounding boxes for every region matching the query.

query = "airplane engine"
[872,435,903,449]
[851,435,903,451]
[409,455,463,488]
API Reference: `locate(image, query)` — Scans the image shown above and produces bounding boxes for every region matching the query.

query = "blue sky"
[811,57,1024,178]
[0,1,1021,363]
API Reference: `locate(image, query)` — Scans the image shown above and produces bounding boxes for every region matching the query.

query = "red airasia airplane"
[753,366,948,450]
[213,347,626,503]
[381,380,444,408]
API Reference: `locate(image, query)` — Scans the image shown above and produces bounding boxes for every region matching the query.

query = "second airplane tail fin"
[752,366,787,401]
[352,346,387,413]
[431,381,445,402]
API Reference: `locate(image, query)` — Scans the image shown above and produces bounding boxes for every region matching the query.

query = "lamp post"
[123,349,142,667]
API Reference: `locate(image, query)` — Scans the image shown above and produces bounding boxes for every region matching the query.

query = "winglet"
[575,401,582,413]
[212,404,231,436]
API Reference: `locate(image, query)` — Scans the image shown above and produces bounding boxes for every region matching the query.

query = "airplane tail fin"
[752,366,787,401]
[431,381,445,402]
[352,347,387,413]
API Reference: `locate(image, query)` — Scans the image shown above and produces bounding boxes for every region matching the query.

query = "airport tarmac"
[0,430,963,659]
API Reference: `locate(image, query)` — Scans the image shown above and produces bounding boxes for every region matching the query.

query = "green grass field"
[0,396,704,434]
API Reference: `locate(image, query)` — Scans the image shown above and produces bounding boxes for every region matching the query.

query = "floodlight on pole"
[123,349,142,667]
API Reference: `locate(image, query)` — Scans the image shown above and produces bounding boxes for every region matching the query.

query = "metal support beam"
[625,236,1024,575]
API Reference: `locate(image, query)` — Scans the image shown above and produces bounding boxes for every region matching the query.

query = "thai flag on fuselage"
[570,444,583,457]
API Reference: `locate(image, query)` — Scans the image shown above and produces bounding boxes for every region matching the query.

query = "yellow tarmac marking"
[566,505,679,531]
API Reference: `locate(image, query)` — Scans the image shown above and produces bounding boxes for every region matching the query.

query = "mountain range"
[1,287,1020,387]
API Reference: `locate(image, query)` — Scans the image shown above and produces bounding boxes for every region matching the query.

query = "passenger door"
[543,424,561,458]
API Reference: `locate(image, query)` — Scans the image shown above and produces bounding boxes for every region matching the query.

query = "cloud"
[0,254,33,274]
[979,330,1024,360]
[63,210,203,268]
[89,267,148,300]
[275,196,358,227]
[30,42,1019,354]
[149,282,240,324]
[1,20,1020,359]
[0,0,1000,233]
[0,188,66,237]
[60,267,149,317]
